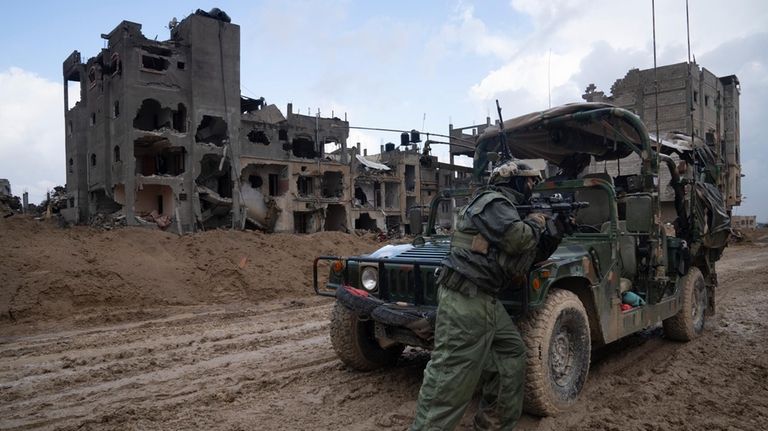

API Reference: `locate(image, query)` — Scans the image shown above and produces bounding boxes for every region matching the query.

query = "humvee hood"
[367,238,450,263]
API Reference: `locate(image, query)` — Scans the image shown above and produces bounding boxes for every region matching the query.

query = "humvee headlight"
[361,267,379,291]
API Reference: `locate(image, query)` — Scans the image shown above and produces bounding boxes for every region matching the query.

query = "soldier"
[411,160,563,431]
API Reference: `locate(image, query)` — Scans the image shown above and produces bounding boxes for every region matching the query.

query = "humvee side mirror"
[625,194,653,233]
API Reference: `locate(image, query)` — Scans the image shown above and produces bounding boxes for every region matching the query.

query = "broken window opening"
[110,53,122,76]
[354,187,368,206]
[68,158,74,174]
[68,120,73,135]
[177,61,185,70]
[321,171,344,198]
[374,182,382,208]
[114,145,121,162]
[90,112,96,126]
[113,100,120,118]
[355,213,378,230]
[292,136,317,158]
[386,216,401,230]
[278,129,288,141]
[384,182,399,209]
[91,154,96,166]
[297,176,314,196]
[294,210,323,234]
[196,154,233,199]
[66,77,81,110]
[405,165,416,192]
[173,103,187,132]
[135,184,174,218]
[134,99,186,133]
[324,204,347,231]
[268,174,279,196]
[134,137,185,176]
[141,55,169,72]
[323,138,341,157]
[249,175,263,188]
[247,129,270,145]
[195,115,228,146]
[294,212,310,234]
[142,45,173,57]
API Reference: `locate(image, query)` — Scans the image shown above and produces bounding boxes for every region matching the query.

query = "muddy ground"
[1,217,767,430]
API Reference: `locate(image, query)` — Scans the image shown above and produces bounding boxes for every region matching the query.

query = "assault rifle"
[516,193,590,237]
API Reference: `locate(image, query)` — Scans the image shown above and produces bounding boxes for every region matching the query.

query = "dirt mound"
[0,216,379,323]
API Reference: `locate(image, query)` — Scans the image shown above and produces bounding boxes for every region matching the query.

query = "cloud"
[426,3,519,62]
[0,67,64,204]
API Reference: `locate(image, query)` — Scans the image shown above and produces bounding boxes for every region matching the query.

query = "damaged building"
[239,101,350,233]
[62,9,470,234]
[583,62,742,218]
[351,142,472,234]
[63,10,242,232]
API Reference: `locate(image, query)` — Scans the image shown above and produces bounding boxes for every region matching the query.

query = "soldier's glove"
[525,212,547,230]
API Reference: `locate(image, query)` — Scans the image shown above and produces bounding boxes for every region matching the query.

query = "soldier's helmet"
[489,160,541,186]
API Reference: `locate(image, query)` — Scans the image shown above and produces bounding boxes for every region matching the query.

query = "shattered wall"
[64,11,241,232]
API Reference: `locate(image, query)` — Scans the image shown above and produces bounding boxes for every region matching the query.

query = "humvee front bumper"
[335,285,436,343]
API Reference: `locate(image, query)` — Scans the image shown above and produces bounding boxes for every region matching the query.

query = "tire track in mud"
[0,299,342,430]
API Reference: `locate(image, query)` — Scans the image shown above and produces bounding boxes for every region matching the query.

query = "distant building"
[352,145,472,234]
[732,215,757,230]
[0,179,10,197]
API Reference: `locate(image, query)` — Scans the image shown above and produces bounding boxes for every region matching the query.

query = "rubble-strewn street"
[1,217,767,430]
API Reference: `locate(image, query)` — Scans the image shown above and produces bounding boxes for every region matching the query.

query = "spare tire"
[335,286,384,315]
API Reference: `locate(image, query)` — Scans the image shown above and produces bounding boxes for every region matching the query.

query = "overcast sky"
[0,1,765,220]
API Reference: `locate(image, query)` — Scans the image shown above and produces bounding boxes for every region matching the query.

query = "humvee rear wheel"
[663,267,707,341]
[520,289,591,417]
[329,301,404,371]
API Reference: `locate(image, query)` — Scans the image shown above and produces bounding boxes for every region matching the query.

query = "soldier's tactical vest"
[444,188,536,296]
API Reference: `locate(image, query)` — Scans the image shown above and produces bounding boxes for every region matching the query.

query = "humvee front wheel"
[329,301,404,371]
[520,289,591,417]
[663,267,707,341]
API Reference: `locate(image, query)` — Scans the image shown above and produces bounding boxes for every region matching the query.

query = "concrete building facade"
[62,9,469,234]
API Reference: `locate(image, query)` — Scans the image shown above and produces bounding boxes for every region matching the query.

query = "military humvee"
[313,103,730,416]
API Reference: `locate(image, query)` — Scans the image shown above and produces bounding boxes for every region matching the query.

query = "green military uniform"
[411,186,543,431]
